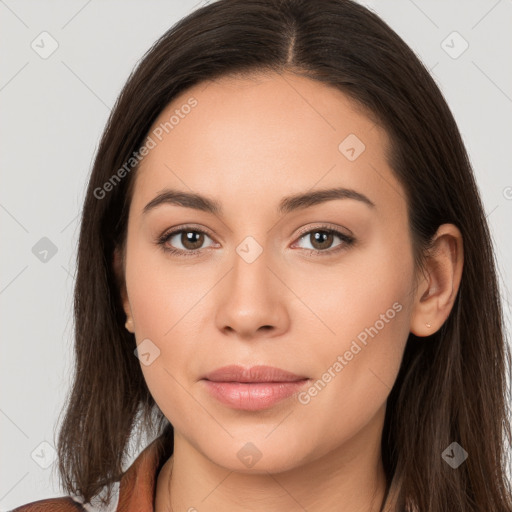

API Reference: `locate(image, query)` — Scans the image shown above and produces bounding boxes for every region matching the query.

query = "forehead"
[131,71,405,220]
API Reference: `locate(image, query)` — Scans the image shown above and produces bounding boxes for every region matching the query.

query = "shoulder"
[10,496,86,512]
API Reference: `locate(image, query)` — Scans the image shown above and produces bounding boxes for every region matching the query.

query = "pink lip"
[203,365,307,383]
[201,365,310,411]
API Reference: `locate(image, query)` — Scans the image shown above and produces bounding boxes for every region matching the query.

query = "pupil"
[312,231,332,249]
[183,231,203,249]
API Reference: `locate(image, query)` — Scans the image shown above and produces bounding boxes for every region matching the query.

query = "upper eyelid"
[162,224,217,242]
[294,222,354,238]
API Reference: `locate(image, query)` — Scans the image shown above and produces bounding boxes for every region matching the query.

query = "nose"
[214,247,290,341]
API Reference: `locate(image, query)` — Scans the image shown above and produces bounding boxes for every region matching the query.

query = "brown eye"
[293,227,355,256]
[158,227,215,256]
[179,231,205,250]
[309,230,335,250]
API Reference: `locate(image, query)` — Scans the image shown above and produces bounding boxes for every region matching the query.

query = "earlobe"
[113,246,135,333]
[410,224,464,337]
[125,317,135,333]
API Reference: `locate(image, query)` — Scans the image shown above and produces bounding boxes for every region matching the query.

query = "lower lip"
[202,379,310,411]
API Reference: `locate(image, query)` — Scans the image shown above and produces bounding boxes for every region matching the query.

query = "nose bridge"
[230,235,276,309]
[215,234,288,337]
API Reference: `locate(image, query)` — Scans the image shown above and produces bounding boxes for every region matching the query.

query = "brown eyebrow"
[142,186,375,216]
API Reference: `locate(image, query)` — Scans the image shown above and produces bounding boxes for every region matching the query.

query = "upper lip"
[202,365,308,383]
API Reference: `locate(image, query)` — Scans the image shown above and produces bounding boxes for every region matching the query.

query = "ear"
[113,246,135,333]
[410,224,464,337]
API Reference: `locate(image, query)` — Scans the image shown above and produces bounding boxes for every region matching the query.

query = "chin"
[197,432,315,475]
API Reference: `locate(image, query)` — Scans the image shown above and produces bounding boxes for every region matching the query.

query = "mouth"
[202,364,308,383]
[201,365,310,411]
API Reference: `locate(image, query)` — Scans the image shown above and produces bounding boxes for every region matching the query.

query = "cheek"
[125,234,208,339]
[301,225,414,353]
[125,242,215,425]
[132,270,198,422]
[128,271,206,376]
[294,228,414,433]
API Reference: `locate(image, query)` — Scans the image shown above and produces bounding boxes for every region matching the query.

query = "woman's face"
[120,71,417,472]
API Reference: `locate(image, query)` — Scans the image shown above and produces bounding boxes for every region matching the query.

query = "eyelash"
[156,224,355,258]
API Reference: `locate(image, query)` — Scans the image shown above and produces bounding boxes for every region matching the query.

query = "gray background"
[1,0,511,508]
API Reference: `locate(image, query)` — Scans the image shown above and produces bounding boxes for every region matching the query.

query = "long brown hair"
[55,0,512,510]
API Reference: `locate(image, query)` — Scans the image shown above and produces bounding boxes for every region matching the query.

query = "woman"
[13,0,512,510]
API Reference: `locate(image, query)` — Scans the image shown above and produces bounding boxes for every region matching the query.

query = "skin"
[115,71,463,511]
